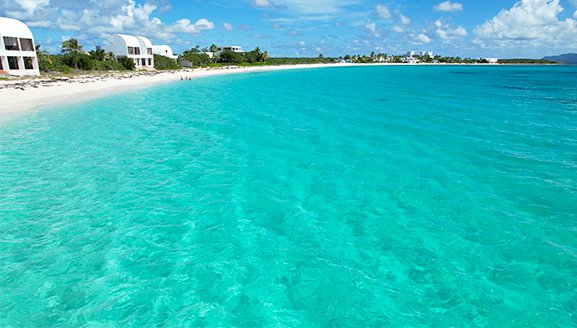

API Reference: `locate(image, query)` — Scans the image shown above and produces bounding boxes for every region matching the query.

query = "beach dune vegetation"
[153,54,180,70]
[117,57,136,70]
[217,50,243,64]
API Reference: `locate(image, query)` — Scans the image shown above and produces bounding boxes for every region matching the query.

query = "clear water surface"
[0,65,576,327]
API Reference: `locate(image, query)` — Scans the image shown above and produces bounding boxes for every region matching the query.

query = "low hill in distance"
[542,53,577,64]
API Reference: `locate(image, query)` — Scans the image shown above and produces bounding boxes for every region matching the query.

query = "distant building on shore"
[406,51,434,58]
[152,45,177,60]
[107,34,154,70]
[216,46,244,56]
[0,17,40,76]
[484,58,499,64]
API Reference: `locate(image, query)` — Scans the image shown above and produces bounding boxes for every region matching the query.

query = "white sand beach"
[0,63,356,117]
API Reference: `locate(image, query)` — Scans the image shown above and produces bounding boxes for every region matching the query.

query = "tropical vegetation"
[35,38,148,74]
[153,54,180,70]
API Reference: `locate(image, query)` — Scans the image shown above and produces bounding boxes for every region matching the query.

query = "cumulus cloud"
[474,0,577,51]
[223,22,234,31]
[1,0,214,45]
[365,20,379,37]
[393,25,404,33]
[399,13,411,25]
[434,19,467,43]
[16,0,50,14]
[375,4,391,19]
[253,0,271,7]
[414,33,432,44]
[170,18,214,34]
[434,1,463,12]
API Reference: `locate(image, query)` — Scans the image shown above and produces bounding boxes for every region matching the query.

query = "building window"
[8,57,19,70]
[24,57,35,69]
[147,48,152,55]
[148,58,152,66]
[0,58,3,70]
[20,38,34,51]
[135,47,141,55]
[127,46,134,55]
[141,58,146,66]
[3,37,19,51]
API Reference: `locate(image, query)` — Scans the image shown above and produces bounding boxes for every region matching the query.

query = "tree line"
[178,44,270,67]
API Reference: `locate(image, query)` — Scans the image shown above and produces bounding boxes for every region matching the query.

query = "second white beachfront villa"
[107,34,154,70]
[152,45,177,60]
[0,17,40,76]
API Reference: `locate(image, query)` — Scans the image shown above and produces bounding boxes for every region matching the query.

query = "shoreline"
[0,64,355,117]
[0,62,556,118]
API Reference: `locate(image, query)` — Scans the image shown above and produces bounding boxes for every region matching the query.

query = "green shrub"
[118,56,136,70]
[42,55,72,73]
[217,50,243,64]
[77,55,94,70]
[92,60,125,71]
[154,54,180,70]
[179,51,212,67]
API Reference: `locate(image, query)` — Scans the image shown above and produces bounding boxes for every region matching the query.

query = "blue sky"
[2,0,577,58]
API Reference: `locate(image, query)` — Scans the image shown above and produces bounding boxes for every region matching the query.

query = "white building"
[152,45,177,60]
[406,50,433,58]
[0,17,40,76]
[107,34,154,70]
[484,58,499,64]
[216,46,244,56]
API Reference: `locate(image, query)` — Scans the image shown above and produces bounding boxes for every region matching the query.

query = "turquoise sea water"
[0,65,576,327]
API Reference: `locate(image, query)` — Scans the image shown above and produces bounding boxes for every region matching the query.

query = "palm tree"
[61,38,83,69]
[89,49,106,61]
[261,51,269,63]
[35,44,52,64]
[35,44,52,72]
[105,51,117,62]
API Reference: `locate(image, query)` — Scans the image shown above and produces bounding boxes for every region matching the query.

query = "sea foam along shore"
[0,63,358,117]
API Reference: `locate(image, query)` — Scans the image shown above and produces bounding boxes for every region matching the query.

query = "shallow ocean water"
[0,65,576,327]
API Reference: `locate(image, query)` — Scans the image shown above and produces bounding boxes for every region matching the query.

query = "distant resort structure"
[216,46,244,55]
[0,17,40,76]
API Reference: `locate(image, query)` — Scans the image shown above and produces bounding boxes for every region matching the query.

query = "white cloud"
[375,4,391,19]
[434,19,467,43]
[1,0,214,45]
[256,0,359,14]
[414,33,432,44]
[223,22,234,31]
[574,10,577,17]
[393,25,404,33]
[399,13,411,25]
[253,0,271,7]
[474,0,577,52]
[170,18,214,34]
[365,20,379,37]
[434,1,463,12]
[16,0,50,13]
